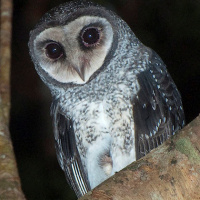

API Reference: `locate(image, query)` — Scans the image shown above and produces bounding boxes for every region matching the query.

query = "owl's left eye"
[81,27,100,47]
[45,42,64,60]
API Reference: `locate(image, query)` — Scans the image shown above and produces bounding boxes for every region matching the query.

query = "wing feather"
[133,51,185,159]
[51,99,90,197]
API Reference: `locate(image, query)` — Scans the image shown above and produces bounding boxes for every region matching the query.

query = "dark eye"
[45,42,64,60]
[81,27,100,47]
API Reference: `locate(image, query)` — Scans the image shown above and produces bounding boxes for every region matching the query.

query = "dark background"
[11,0,200,199]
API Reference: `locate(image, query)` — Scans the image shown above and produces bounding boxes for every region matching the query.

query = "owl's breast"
[59,80,139,188]
[67,82,136,153]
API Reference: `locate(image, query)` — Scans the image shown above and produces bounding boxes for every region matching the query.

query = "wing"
[51,98,91,198]
[133,51,185,159]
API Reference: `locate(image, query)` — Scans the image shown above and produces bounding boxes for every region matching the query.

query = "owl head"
[29,1,133,91]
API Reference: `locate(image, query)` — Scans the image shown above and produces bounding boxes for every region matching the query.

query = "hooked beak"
[72,65,85,81]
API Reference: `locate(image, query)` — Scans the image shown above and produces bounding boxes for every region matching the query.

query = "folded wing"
[51,99,91,198]
[133,51,185,159]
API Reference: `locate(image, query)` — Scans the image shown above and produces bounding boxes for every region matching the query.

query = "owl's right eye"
[45,42,64,60]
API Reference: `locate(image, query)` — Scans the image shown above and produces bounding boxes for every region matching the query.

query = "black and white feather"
[29,0,185,198]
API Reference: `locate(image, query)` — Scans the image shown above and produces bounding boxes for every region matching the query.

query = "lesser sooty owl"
[29,0,185,197]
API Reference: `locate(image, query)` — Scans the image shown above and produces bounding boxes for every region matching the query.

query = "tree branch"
[80,115,200,200]
[0,0,25,199]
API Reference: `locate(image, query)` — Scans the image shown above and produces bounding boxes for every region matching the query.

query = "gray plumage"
[29,0,185,198]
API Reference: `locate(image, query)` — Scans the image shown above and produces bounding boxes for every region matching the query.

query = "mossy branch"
[80,115,200,200]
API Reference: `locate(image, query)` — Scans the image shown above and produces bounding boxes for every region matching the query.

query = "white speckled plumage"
[29,0,185,198]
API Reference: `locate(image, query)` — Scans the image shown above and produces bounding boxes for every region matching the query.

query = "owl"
[29,0,185,198]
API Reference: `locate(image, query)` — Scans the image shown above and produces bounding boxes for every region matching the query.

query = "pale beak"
[73,65,85,81]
